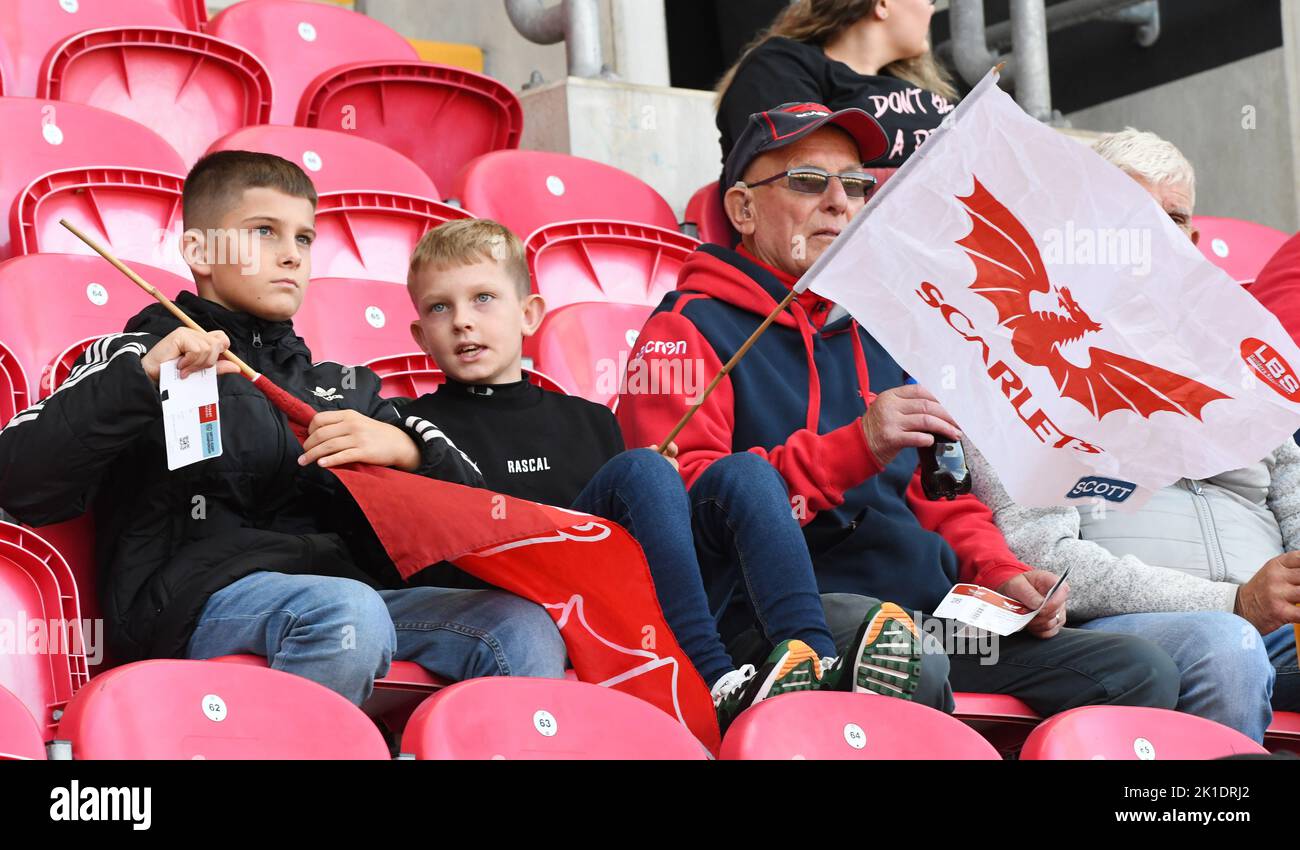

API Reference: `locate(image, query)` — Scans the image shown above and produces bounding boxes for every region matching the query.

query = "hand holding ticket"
[159,359,223,471]
[933,566,1072,637]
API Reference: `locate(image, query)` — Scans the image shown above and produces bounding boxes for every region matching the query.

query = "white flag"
[801,70,1300,509]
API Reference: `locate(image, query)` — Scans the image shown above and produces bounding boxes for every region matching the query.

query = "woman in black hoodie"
[716,0,958,175]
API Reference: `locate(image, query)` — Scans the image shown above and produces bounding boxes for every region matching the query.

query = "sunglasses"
[744,166,878,199]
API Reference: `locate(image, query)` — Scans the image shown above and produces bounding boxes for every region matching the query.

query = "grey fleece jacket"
[966,438,1300,622]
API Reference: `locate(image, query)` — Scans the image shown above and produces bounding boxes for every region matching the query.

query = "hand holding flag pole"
[56,218,724,751]
[57,218,258,380]
[657,286,799,454]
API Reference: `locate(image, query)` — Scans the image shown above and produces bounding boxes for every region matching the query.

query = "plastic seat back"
[0,522,88,739]
[299,61,522,192]
[56,659,391,759]
[0,339,29,427]
[206,124,438,198]
[452,150,678,238]
[720,691,1001,760]
[365,352,568,398]
[0,684,46,760]
[208,0,419,124]
[401,677,708,760]
[1193,216,1292,285]
[12,167,190,280]
[0,0,186,96]
[685,181,731,247]
[40,26,273,165]
[526,220,698,311]
[0,97,185,261]
[0,254,193,400]
[528,302,653,407]
[951,691,1042,755]
[294,277,421,367]
[1020,705,1270,760]
[311,192,472,283]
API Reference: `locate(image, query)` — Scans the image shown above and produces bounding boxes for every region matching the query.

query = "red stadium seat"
[0,0,187,97]
[21,515,105,676]
[55,659,392,759]
[300,62,523,192]
[206,125,439,198]
[685,181,731,247]
[12,167,190,280]
[452,151,678,238]
[365,352,569,398]
[952,691,1043,754]
[0,31,10,95]
[0,339,29,428]
[1193,216,1292,285]
[0,684,46,760]
[169,0,208,31]
[0,97,185,261]
[0,522,89,740]
[311,192,472,283]
[720,691,1001,760]
[525,220,698,311]
[39,26,273,165]
[209,653,450,737]
[400,677,709,760]
[527,302,653,407]
[1265,710,1300,755]
[294,277,421,366]
[0,254,193,401]
[208,0,420,125]
[1020,705,1269,760]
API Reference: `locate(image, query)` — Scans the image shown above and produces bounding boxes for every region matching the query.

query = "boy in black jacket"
[398,219,927,730]
[0,152,566,705]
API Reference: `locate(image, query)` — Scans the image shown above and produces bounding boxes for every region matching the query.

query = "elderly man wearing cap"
[618,103,1181,719]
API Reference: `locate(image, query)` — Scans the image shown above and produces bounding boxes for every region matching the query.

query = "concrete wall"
[520,76,718,216]
[1067,48,1299,232]
[367,0,666,91]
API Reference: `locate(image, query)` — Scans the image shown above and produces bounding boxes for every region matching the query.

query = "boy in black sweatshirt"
[397,219,927,730]
[0,152,566,705]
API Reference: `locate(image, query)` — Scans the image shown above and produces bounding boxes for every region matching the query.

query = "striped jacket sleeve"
[356,372,485,489]
[0,333,160,526]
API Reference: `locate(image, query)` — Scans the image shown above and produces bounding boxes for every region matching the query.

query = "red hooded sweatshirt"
[618,243,1029,612]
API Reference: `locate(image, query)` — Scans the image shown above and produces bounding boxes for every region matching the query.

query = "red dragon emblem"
[950,178,1230,421]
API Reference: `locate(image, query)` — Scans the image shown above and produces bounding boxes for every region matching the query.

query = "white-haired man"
[967,128,1300,743]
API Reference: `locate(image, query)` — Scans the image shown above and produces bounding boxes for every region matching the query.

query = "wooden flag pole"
[657,286,799,454]
[58,218,258,380]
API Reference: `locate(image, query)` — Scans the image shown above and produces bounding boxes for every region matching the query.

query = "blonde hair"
[716,0,958,104]
[1091,128,1197,210]
[408,219,531,299]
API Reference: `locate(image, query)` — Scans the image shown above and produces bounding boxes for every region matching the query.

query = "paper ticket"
[159,359,222,471]
[932,566,1072,636]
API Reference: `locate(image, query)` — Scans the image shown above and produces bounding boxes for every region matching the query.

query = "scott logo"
[1242,338,1300,402]
[1067,476,1136,503]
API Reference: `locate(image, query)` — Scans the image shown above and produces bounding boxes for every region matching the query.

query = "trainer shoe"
[820,602,922,699]
[712,638,823,731]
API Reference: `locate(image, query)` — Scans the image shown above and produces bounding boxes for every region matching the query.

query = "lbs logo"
[1242,338,1300,403]
[1067,476,1137,503]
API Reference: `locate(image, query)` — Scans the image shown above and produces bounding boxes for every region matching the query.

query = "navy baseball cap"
[723,102,888,191]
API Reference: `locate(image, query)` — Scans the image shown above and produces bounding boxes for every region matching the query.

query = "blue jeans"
[1265,622,1300,712]
[1077,611,1281,742]
[186,571,567,705]
[571,449,836,688]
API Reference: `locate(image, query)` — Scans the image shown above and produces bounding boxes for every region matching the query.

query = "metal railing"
[504,0,604,80]
[945,0,1161,122]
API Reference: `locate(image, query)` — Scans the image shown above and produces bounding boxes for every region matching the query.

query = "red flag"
[253,374,720,753]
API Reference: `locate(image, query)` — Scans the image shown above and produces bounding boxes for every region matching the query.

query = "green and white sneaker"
[712,639,823,731]
[821,603,922,699]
